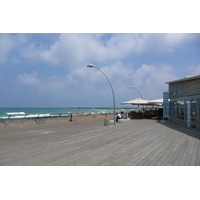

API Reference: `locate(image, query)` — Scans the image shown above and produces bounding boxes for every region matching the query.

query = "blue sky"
[1,1,200,108]
[1,33,200,107]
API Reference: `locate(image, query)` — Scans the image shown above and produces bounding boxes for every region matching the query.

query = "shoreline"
[0,107,136,118]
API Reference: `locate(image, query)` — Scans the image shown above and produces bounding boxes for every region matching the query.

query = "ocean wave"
[7,112,26,115]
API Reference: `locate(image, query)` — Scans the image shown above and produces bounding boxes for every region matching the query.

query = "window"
[177,88,184,95]
[170,88,184,97]
[170,91,176,97]
[170,102,176,118]
[186,98,196,129]
[177,100,184,120]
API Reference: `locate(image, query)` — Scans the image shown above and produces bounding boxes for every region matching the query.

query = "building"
[165,75,200,132]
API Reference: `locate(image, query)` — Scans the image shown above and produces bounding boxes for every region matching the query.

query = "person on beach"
[116,113,121,122]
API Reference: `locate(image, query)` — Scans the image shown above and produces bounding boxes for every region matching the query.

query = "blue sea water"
[0,107,134,117]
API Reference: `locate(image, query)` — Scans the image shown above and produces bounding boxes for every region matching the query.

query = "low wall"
[0,113,114,128]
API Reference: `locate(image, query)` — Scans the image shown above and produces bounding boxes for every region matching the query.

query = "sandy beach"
[1,117,200,166]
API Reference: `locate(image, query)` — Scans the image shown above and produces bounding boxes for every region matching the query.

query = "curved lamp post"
[86,64,116,125]
[128,86,143,99]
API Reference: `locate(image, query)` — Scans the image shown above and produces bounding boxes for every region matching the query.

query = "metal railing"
[0,111,118,120]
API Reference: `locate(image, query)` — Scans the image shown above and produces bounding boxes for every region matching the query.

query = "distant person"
[116,113,121,122]
[121,112,125,119]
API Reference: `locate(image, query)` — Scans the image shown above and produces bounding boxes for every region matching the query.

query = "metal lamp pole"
[86,64,116,125]
[128,86,143,99]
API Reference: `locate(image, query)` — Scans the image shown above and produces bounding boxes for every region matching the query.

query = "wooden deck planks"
[0,119,200,166]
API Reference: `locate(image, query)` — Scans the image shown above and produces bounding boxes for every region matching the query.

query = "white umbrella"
[121,98,149,105]
[121,98,149,110]
[148,98,163,105]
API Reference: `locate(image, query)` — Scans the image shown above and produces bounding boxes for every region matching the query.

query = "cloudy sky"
[1,1,200,108]
[1,33,200,107]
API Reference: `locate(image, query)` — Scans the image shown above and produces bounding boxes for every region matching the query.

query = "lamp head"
[128,86,132,89]
[86,64,94,68]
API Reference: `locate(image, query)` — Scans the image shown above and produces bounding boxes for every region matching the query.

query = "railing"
[0,111,118,120]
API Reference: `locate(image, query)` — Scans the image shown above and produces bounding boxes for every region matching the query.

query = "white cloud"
[36,33,200,68]
[40,34,104,65]
[21,43,43,60]
[0,34,14,62]
[15,61,181,105]
[31,34,132,66]
[73,61,178,101]
[130,64,178,99]
[135,33,200,54]
[0,33,33,63]
[41,74,79,91]
[18,71,79,92]
[72,60,134,86]
[18,71,40,85]
[101,60,135,79]
[2,33,199,68]
[165,33,200,45]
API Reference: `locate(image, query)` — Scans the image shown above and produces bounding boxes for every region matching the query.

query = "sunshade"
[121,98,149,105]
[148,98,163,105]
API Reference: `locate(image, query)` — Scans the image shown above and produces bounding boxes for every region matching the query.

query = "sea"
[0,107,135,119]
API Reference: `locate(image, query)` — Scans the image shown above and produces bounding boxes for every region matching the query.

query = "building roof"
[165,74,200,84]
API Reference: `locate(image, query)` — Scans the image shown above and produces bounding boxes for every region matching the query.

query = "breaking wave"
[6,112,26,115]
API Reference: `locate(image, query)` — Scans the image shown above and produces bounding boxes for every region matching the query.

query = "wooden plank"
[1,119,200,166]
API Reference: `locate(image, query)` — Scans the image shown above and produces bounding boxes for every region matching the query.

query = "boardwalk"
[0,119,200,166]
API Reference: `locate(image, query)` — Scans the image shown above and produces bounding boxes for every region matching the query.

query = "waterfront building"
[165,75,200,132]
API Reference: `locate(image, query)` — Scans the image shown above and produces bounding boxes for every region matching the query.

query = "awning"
[148,98,163,105]
[121,98,163,108]
[121,98,149,105]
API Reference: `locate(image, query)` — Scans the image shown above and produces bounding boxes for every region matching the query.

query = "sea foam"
[7,112,26,115]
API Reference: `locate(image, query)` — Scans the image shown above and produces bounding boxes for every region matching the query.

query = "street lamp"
[128,86,143,99]
[86,64,116,125]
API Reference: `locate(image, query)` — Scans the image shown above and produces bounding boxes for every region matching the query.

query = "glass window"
[177,100,184,120]
[169,88,184,97]
[171,102,176,118]
[170,90,176,97]
[186,98,196,129]
[191,99,196,128]
[177,88,184,95]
